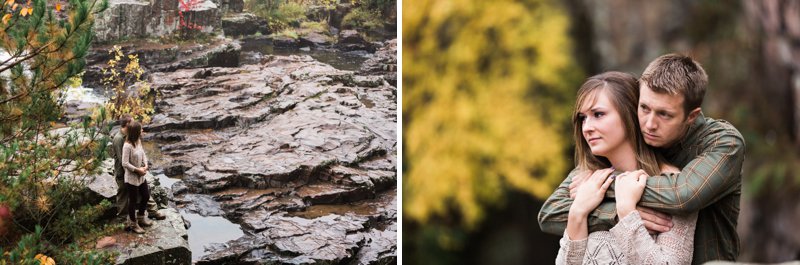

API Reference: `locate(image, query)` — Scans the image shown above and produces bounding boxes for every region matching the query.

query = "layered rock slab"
[146,52,396,264]
[111,208,191,265]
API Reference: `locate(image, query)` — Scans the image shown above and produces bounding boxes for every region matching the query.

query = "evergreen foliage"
[0,0,114,262]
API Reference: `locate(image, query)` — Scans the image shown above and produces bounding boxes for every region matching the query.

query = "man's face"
[638,83,697,148]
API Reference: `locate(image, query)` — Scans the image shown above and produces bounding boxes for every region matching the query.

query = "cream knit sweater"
[556,210,698,265]
[122,141,148,186]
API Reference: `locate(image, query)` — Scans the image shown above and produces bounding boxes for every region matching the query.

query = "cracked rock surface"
[144,46,396,264]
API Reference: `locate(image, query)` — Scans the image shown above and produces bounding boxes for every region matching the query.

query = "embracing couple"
[539,54,745,265]
[111,114,166,234]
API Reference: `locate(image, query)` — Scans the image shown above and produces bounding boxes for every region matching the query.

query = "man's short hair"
[640,53,708,116]
[118,114,133,128]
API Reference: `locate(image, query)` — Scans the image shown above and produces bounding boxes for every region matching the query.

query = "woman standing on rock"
[122,121,153,234]
[555,72,697,264]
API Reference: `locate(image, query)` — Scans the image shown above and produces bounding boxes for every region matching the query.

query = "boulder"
[299,31,334,47]
[94,0,155,43]
[336,30,376,52]
[111,208,191,265]
[358,39,397,87]
[83,159,119,200]
[179,0,221,35]
[222,13,267,37]
[329,3,353,29]
[273,35,300,49]
[338,29,368,45]
[209,0,243,13]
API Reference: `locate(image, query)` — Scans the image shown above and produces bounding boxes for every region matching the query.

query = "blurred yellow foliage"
[403,0,580,228]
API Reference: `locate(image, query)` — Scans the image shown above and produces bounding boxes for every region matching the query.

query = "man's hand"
[569,168,612,198]
[568,174,583,199]
[637,206,673,234]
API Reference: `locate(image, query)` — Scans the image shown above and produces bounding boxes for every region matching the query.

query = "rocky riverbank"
[138,38,397,263]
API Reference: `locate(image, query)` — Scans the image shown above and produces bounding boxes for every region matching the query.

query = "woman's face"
[578,89,628,157]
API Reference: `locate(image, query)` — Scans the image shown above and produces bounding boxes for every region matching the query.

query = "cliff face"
[94,0,223,43]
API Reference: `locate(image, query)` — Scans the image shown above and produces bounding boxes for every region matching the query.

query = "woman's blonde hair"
[572,71,666,176]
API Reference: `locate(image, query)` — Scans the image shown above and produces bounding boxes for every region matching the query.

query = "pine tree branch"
[0,42,54,74]
[0,90,29,105]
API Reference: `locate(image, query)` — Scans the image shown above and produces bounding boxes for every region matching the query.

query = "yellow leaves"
[19,6,31,17]
[34,254,56,265]
[101,46,155,124]
[107,45,123,67]
[1,0,35,22]
[9,107,23,117]
[403,0,581,230]
[55,3,62,12]
[67,75,83,88]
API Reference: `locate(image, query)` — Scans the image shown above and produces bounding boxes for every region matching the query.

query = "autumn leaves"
[1,0,67,24]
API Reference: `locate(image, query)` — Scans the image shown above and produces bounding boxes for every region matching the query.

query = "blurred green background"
[402,0,800,264]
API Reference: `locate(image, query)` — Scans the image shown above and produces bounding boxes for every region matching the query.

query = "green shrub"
[341,7,382,32]
[301,21,329,33]
[359,0,395,15]
[0,226,116,265]
[246,0,308,32]
[276,28,300,39]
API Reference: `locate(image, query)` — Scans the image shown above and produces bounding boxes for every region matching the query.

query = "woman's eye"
[594,112,605,118]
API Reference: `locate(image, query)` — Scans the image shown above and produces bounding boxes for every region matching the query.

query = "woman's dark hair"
[126,121,142,147]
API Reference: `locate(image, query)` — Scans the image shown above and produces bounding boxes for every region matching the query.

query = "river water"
[238,37,369,71]
[142,141,248,261]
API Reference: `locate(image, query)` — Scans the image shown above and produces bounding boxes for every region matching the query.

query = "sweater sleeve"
[555,231,587,265]
[121,143,138,172]
[609,210,698,265]
[539,168,618,236]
